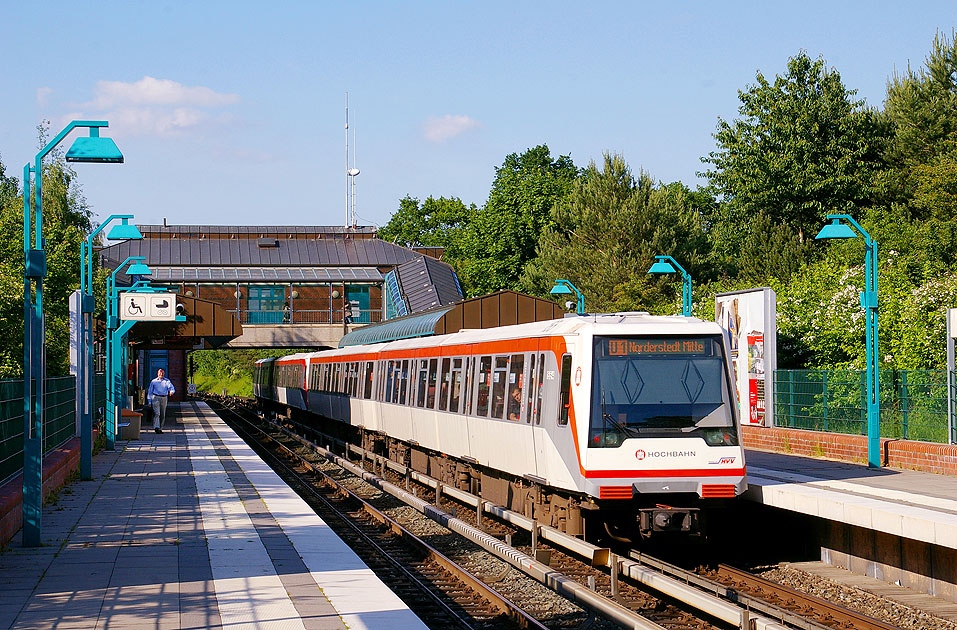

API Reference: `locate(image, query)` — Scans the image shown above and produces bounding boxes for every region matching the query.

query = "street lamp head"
[549,282,573,296]
[815,218,857,240]
[648,258,677,274]
[65,135,124,163]
[126,262,152,276]
[105,220,142,241]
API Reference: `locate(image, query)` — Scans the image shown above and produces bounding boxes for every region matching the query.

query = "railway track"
[212,399,546,630]
[209,396,902,630]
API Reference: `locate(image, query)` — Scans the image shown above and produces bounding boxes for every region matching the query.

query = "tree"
[377,195,474,248]
[453,145,578,296]
[0,153,92,378]
[883,31,957,168]
[521,154,709,313]
[703,52,882,244]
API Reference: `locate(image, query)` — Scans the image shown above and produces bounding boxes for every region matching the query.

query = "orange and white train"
[254,312,747,540]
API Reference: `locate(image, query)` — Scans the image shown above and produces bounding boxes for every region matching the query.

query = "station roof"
[339,290,565,347]
[394,255,463,313]
[137,224,378,238]
[148,266,383,282]
[100,237,428,269]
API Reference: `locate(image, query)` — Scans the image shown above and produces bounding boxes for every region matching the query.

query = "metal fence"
[0,376,84,483]
[774,369,950,443]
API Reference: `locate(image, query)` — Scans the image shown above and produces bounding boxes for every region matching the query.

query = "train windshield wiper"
[601,389,640,437]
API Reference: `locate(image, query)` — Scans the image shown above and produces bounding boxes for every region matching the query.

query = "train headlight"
[701,428,738,446]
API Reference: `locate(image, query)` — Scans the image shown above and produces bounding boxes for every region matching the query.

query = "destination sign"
[606,338,709,356]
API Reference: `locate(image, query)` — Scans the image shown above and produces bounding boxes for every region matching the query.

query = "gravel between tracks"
[757,564,957,630]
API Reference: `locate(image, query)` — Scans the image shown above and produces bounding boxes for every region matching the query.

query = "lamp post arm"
[83,214,135,296]
[36,121,109,163]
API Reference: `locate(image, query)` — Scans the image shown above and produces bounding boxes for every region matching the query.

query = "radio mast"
[344,94,360,229]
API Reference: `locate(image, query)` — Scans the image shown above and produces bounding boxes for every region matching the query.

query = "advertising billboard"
[715,288,777,426]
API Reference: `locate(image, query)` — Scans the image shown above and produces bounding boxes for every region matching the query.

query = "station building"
[98,224,464,400]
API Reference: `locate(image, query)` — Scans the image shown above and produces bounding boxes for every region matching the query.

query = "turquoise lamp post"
[647,256,692,317]
[815,214,881,468]
[550,280,585,315]
[79,216,142,479]
[105,257,152,451]
[22,121,122,546]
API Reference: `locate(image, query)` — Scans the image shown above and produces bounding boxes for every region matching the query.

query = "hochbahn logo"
[635,449,696,460]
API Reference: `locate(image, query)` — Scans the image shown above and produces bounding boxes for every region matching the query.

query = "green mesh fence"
[774,369,950,443]
[0,376,80,483]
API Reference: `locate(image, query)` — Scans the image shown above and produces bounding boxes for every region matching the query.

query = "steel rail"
[222,404,549,630]
[717,565,901,630]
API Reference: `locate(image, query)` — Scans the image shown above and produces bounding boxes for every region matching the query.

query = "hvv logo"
[708,457,736,465]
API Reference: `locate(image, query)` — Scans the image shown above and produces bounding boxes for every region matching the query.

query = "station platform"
[744,449,957,549]
[0,401,426,630]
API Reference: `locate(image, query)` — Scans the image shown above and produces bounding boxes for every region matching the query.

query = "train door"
[529,349,550,479]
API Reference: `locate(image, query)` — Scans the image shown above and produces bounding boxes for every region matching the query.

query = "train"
[254,312,747,541]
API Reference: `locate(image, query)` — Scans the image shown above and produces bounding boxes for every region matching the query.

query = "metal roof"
[394,256,463,312]
[148,266,382,282]
[99,237,426,268]
[338,306,455,347]
[137,224,378,235]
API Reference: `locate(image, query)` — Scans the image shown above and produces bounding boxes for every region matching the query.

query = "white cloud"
[36,87,53,108]
[74,76,241,136]
[85,76,239,109]
[423,114,480,142]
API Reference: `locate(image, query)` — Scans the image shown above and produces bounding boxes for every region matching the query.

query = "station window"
[559,353,572,426]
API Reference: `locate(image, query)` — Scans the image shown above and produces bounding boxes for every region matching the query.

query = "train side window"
[526,354,536,422]
[558,353,572,426]
[507,354,524,422]
[476,356,492,417]
[447,358,460,412]
[463,357,472,415]
[364,362,374,399]
[491,356,509,419]
[535,353,545,425]
[386,361,396,402]
[415,359,427,408]
[351,362,359,397]
[399,360,410,405]
[426,358,438,408]
[437,358,451,411]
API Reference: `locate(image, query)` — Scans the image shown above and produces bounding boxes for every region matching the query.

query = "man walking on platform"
[147,368,175,434]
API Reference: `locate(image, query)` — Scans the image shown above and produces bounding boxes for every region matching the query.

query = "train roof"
[270,313,724,363]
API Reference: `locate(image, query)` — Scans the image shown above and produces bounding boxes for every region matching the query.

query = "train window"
[415,360,427,408]
[449,358,462,413]
[526,354,536,422]
[351,362,359,397]
[463,357,472,415]
[426,358,438,408]
[438,358,451,411]
[476,356,492,416]
[399,360,410,405]
[385,361,395,402]
[507,354,524,422]
[535,353,545,425]
[364,362,374,399]
[559,354,572,426]
[491,356,509,419]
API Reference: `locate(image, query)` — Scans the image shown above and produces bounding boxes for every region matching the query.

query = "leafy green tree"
[703,52,882,244]
[454,145,578,296]
[521,154,709,313]
[0,153,92,378]
[377,195,475,248]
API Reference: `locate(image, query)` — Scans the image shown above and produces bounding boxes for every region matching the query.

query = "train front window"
[589,336,736,447]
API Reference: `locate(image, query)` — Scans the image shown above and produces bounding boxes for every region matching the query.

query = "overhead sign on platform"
[120,293,177,321]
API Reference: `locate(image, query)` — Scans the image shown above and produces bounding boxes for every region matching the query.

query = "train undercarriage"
[263,400,715,543]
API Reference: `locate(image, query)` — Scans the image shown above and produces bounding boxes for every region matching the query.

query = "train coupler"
[638,506,700,535]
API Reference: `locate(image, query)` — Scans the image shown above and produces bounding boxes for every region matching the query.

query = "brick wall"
[742,425,957,475]
[0,436,83,547]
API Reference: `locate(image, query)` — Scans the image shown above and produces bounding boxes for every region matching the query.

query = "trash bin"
[119,408,142,440]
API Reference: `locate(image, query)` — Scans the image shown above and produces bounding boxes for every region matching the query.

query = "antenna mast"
[344,93,361,230]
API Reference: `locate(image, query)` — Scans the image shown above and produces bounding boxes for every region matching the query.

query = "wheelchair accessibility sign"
[120,293,177,321]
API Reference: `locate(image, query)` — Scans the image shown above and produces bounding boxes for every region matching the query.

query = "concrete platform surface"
[0,401,426,630]
[745,449,957,548]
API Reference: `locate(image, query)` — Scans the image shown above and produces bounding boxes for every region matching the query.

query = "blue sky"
[1,2,955,229]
